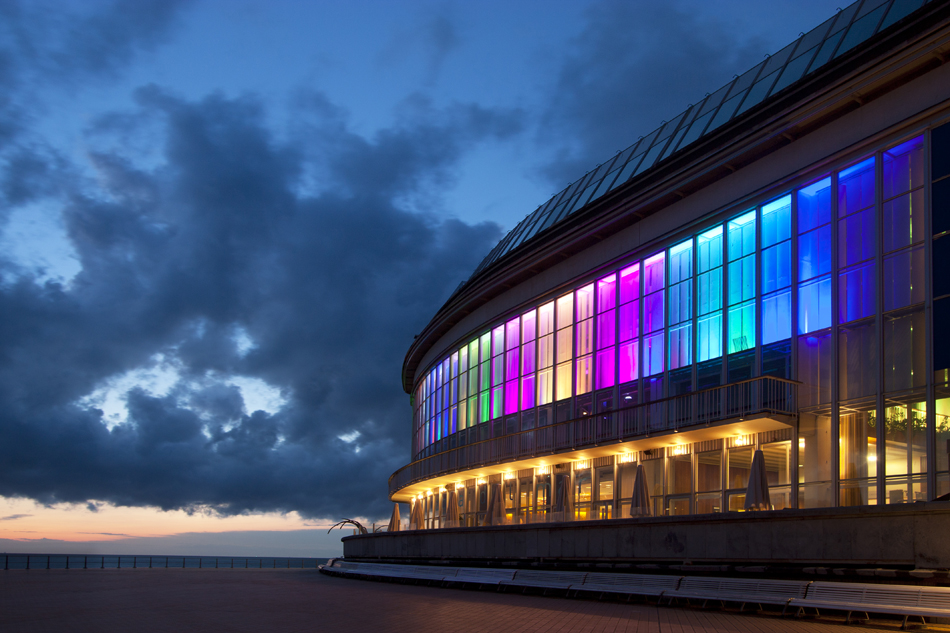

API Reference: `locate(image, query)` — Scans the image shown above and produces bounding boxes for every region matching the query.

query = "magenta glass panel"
[596,349,616,389]
[506,318,519,350]
[619,341,639,383]
[620,263,640,304]
[839,262,876,323]
[619,300,639,341]
[521,375,536,410]
[504,380,519,415]
[838,207,875,267]
[597,274,617,312]
[798,176,831,233]
[644,292,664,333]
[521,340,536,375]
[838,156,875,217]
[522,309,537,342]
[597,309,616,349]
[883,136,924,199]
[506,348,520,379]
[644,253,665,294]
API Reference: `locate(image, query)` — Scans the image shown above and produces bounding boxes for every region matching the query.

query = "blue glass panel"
[706,92,744,133]
[761,195,792,247]
[883,135,924,200]
[736,69,779,116]
[668,240,693,284]
[728,211,756,260]
[697,225,723,272]
[799,275,832,334]
[838,207,876,267]
[698,269,722,315]
[727,255,755,305]
[798,177,832,232]
[669,323,692,370]
[762,289,792,344]
[669,281,691,325]
[643,332,664,376]
[644,292,664,333]
[834,4,888,59]
[838,156,876,216]
[839,261,876,323]
[762,241,792,294]
[677,111,714,150]
[807,29,846,74]
[799,225,832,281]
[697,311,722,362]
[880,0,923,30]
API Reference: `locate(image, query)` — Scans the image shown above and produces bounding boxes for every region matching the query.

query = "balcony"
[390,375,798,498]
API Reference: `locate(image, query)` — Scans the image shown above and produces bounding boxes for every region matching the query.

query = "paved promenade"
[1,568,941,632]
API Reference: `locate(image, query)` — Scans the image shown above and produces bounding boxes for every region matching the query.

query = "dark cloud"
[538,1,768,185]
[0,65,517,520]
[0,514,32,521]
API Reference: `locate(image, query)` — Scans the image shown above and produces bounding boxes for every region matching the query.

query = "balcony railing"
[390,375,798,497]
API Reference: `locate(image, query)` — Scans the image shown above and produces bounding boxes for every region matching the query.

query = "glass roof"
[466,0,930,283]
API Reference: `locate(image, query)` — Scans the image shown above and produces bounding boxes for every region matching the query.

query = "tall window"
[668,240,693,370]
[595,274,617,389]
[537,302,555,405]
[696,226,723,362]
[643,253,665,376]
[761,195,791,344]
[575,284,594,395]
[727,211,756,353]
[555,294,574,401]
[618,264,640,384]
[837,157,876,323]
[797,177,832,334]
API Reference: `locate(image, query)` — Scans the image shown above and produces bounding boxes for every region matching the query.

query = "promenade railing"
[2,554,326,570]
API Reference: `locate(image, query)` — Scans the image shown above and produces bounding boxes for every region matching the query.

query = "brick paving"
[0,568,942,632]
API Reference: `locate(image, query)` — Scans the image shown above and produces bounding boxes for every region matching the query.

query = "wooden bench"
[663,577,811,612]
[445,568,516,588]
[790,581,950,629]
[570,572,682,600]
[500,570,589,595]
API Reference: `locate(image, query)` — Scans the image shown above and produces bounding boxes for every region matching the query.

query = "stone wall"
[343,502,950,569]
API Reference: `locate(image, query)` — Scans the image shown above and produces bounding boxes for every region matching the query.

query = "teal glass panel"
[727,255,755,305]
[798,177,832,232]
[697,225,723,272]
[669,281,691,325]
[728,301,755,353]
[799,275,832,334]
[697,311,723,362]
[762,241,791,294]
[669,240,693,284]
[728,211,756,260]
[762,290,792,344]
[698,269,722,315]
[669,323,692,370]
[761,195,792,247]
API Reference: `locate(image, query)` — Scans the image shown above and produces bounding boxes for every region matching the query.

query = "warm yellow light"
[426,489,433,496]
[671,445,687,456]
[868,454,877,463]
[476,478,486,486]
[574,459,590,470]
[504,472,514,480]
[535,466,549,475]
[438,486,446,493]
[618,453,634,464]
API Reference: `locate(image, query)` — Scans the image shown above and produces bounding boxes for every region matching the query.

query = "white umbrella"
[445,489,460,528]
[629,463,652,517]
[387,503,401,532]
[481,483,504,526]
[744,449,772,511]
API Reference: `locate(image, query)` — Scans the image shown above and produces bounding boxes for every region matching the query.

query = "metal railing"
[391,375,797,496]
[2,554,327,570]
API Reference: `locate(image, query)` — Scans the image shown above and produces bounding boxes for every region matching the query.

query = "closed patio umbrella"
[387,503,401,532]
[410,498,425,530]
[744,449,772,511]
[481,483,504,526]
[560,475,574,521]
[445,488,461,528]
[629,464,652,517]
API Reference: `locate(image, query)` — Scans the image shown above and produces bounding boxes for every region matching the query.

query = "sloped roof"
[468,0,932,282]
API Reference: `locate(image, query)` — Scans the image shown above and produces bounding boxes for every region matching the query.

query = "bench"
[445,568,517,588]
[500,570,589,595]
[570,572,682,600]
[790,581,950,629]
[663,577,811,612]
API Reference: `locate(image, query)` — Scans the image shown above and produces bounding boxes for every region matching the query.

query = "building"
[367,0,950,562]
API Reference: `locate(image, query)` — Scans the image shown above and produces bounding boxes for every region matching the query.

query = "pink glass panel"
[619,300,639,341]
[521,375,536,410]
[521,309,537,342]
[576,284,594,321]
[597,309,616,349]
[506,318,519,350]
[620,263,640,304]
[506,348,520,379]
[504,380,519,415]
[521,340,536,375]
[619,340,639,383]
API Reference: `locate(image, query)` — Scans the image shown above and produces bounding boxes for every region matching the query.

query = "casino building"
[385,0,950,538]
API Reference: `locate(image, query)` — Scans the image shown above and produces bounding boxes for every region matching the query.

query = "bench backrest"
[454,568,516,580]
[582,573,681,589]
[808,582,950,609]
[511,570,588,585]
[678,577,810,599]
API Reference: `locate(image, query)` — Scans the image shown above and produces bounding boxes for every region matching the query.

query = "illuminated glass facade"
[394,0,950,527]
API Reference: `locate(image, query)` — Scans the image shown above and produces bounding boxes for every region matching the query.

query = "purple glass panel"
[506,348,520,379]
[619,340,639,383]
[644,332,664,376]
[644,253,665,294]
[839,261,875,323]
[521,340,536,375]
[596,349,616,390]
[450,407,457,435]
[644,292,664,333]
[838,207,875,267]
[504,380,519,415]
[521,375,536,410]
[619,300,639,341]
[598,274,617,312]
[522,309,537,342]
[883,136,924,200]
[506,318,520,351]
[597,309,616,349]
[838,157,875,217]
[799,225,832,281]
[620,263,640,304]
[797,177,831,233]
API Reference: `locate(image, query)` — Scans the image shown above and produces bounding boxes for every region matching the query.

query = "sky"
[0,0,843,557]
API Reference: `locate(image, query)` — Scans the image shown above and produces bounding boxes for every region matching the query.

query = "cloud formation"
[0,1,517,520]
